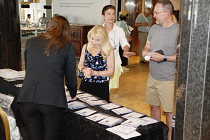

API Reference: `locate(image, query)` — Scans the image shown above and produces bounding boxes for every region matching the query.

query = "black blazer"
[17,37,77,108]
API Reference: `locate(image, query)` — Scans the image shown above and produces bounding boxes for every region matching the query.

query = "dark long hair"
[38,16,71,56]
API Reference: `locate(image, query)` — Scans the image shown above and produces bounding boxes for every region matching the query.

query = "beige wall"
[171,0,181,10]
[52,0,112,25]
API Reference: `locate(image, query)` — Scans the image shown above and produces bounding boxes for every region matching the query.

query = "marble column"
[175,0,210,140]
[0,0,21,70]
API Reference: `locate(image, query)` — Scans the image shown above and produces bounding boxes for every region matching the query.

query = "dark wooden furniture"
[70,25,94,57]
[0,0,21,70]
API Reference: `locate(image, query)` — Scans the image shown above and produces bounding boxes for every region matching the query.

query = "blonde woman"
[78,25,114,101]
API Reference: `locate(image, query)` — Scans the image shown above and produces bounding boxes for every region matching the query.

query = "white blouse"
[102,23,130,67]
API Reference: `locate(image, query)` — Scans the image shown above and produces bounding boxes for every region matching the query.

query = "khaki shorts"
[146,74,175,112]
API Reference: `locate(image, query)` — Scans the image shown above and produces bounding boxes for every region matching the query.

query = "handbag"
[78,44,87,78]
[77,69,84,78]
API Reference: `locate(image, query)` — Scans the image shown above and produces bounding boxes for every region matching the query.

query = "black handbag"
[78,44,87,78]
[77,69,84,78]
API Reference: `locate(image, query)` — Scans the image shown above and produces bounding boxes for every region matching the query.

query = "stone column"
[175,0,210,139]
[0,0,21,70]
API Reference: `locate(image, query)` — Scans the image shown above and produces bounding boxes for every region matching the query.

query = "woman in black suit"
[17,16,77,140]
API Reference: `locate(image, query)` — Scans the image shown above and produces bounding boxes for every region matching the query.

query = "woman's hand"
[123,51,136,58]
[83,68,92,78]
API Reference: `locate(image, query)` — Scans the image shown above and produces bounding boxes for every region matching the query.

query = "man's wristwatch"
[163,55,167,61]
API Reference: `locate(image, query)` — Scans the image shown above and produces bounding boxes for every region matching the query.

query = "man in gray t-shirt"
[148,23,179,81]
[142,1,179,140]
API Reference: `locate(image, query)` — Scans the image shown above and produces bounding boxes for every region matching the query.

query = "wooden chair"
[0,107,11,140]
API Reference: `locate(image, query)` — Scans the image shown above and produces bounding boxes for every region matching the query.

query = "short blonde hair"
[87,25,112,60]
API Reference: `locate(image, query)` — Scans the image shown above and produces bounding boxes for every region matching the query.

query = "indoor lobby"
[0,0,210,140]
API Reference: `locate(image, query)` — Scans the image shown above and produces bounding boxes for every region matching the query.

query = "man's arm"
[150,53,177,62]
[142,40,151,57]
[143,40,177,62]
[134,14,149,27]
[135,22,149,27]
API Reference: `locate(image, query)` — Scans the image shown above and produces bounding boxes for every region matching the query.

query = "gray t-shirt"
[147,23,179,81]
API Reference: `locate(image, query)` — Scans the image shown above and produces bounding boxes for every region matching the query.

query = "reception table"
[61,106,168,140]
[0,77,168,140]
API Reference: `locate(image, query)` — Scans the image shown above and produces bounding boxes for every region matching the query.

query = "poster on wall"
[53,0,111,25]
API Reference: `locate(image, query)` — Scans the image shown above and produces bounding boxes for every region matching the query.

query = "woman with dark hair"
[101,5,135,90]
[17,16,77,140]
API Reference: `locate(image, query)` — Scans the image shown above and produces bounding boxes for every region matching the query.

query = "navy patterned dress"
[79,49,110,101]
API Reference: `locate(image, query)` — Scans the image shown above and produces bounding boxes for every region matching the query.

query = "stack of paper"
[67,101,87,110]
[106,125,141,139]
[66,96,72,102]
[77,93,93,99]
[16,71,25,80]
[122,117,159,127]
[1,69,25,81]
[100,103,121,110]
[0,69,25,81]
[107,124,136,135]
[86,113,109,122]
[98,116,123,127]
[75,108,96,116]
[141,117,159,125]
[122,112,145,119]
[77,90,84,94]
[79,96,98,102]
[121,118,145,128]
[86,100,107,106]
[112,107,132,115]
[0,69,17,79]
